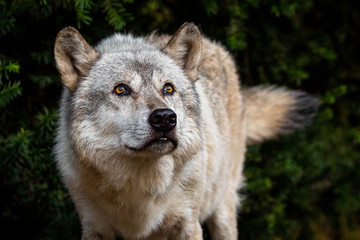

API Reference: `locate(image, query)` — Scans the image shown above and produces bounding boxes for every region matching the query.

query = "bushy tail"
[242,86,320,145]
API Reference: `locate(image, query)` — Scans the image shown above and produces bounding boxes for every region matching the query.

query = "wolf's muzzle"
[149,108,177,132]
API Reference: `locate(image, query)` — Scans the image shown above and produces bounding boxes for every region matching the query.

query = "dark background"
[1,0,359,239]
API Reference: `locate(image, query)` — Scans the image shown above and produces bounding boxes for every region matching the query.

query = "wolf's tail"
[242,86,320,145]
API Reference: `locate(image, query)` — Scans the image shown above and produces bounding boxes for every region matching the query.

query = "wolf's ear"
[163,22,202,81]
[54,27,98,91]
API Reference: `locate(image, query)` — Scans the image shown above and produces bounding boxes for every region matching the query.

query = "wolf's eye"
[114,84,130,96]
[163,83,175,95]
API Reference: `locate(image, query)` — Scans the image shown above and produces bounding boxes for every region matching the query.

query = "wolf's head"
[54,23,203,161]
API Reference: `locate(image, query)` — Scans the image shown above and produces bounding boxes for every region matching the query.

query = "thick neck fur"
[74,149,176,196]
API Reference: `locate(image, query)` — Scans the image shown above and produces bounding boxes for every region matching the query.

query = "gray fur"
[282,91,321,133]
[54,23,319,240]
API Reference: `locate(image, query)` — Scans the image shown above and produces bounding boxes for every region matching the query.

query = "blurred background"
[0,0,359,239]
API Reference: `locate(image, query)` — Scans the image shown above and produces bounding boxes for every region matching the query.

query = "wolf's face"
[70,51,201,159]
[55,25,203,163]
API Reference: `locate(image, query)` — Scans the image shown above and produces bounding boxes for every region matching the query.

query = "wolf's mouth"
[127,136,178,152]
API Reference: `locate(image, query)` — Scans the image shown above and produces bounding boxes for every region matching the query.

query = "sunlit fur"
[54,23,319,240]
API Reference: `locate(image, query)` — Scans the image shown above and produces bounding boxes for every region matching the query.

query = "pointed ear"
[54,27,98,91]
[163,22,202,81]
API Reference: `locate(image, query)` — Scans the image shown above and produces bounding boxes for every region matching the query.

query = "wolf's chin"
[126,137,178,154]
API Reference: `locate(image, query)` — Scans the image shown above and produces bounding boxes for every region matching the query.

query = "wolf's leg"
[205,188,238,240]
[167,220,203,240]
[81,231,114,240]
[185,221,203,240]
[73,198,115,240]
[80,214,115,240]
[140,232,167,240]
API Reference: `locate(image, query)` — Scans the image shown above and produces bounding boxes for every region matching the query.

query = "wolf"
[54,23,319,240]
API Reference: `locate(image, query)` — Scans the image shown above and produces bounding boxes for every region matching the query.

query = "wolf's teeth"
[159,137,168,142]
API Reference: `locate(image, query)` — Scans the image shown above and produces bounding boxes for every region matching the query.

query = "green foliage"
[0,58,21,107]
[72,0,134,29]
[240,118,360,239]
[0,0,359,239]
[0,109,80,239]
[101,0,134,31]
[0,81,21,108]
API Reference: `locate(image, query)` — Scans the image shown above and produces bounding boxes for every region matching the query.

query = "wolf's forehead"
[97,52,177,82]
[115,69,168,89]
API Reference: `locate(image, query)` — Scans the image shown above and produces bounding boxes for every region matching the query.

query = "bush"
[1,0,359,239]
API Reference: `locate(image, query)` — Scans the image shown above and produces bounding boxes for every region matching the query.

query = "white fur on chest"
[73,155,177,238]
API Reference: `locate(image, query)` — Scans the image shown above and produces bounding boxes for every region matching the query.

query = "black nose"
[149,108,177,132]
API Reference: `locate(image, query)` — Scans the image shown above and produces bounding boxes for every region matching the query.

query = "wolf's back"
[242,86,320,145]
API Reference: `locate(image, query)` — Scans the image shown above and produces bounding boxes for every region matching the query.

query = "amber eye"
[114,84,129,96]
[163,83,175,95]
